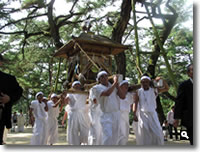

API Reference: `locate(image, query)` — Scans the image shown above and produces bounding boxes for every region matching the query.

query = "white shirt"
[167,110,174,125]
[94,83,120,113]
[138,87,158,113]
[30,100,47,120]
[67,93,88,111]
[119,92,134,112]
[190,78,193,84]
[47,100,59,118]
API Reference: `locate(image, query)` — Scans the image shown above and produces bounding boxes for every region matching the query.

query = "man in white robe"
[88,86,103,145]
[17,110,25,132]
[64,81,90,145]
[133,75,169,145]
[118,80,134,145]
[91,71,125,145]
[47,93,60,145]
[30,92,48,145]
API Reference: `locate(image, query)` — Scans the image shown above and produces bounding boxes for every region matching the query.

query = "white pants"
[47,117,58,145]
[133,111,164,145]
[88,111,102,145]
[118,111,129,145]
[31,119,48,145]
[100,111,121,145]
[67,110,89,145]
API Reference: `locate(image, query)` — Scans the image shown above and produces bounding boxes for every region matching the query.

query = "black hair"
[187,64,193,73]
[141,73,150,77]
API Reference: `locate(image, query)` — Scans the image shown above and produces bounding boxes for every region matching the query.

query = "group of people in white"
[29,70,169,145]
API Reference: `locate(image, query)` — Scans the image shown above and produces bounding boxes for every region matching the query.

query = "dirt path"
[4,126,190,146]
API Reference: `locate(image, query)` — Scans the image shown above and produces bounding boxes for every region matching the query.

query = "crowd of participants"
[27,71,174,145]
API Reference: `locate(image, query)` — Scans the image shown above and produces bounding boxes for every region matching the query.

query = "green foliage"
[160,97,174,117]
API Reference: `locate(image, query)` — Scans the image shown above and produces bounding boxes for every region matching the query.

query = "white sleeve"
[167,112,170,121]
[67,94,73,99]
[95,85,106,100]
[30,100,37,109]
[65,105,70,112]
[47,101,54,109]
[66,94,76,106]
[89,87,98,101]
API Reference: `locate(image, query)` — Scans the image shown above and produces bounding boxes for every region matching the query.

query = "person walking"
[11,112,18,132]
[30,92,48,145]
[64,81,90,145]
[46,93,60,145]
[0,53,23,145]
[174,64,193,145]
[167,106,178,140]
[88,86,103,145]
[118,80,134,145]
[90,71,125,145]
[133,75,169,145]
[17,110,25,132]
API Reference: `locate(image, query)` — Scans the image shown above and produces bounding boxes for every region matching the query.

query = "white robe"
[132,88,164,145]
[64,105,71,143]
[17,114,25,132]
[30,100,48,145]
[88,87,103,145]
[67,93,90,145]
[118,92,134,145]
[93,83,121,145]
[47,100,59,145]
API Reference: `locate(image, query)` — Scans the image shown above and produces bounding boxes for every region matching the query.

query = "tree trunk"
[111,0,132,78]
[47,0,63,49]
[47,0,64,91]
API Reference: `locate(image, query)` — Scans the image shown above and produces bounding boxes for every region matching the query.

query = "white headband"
[141,76,151,81]
[43,97,48,100]
[51,93,57,99]
[119,80,129,86]
[96,71,108,81]
[35,92,43,99]
[72,81,81,87]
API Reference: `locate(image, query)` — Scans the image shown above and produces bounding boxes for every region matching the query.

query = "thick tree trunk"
[47,0,65,91]
[47,0,63,49]
[111,0,132,78]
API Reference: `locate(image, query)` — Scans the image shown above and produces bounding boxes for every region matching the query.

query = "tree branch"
[0,13,48,30]
[56,12,84,27]
[70,0,79,13]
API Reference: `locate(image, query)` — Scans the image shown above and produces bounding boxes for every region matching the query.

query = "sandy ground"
[4,126,190,146]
